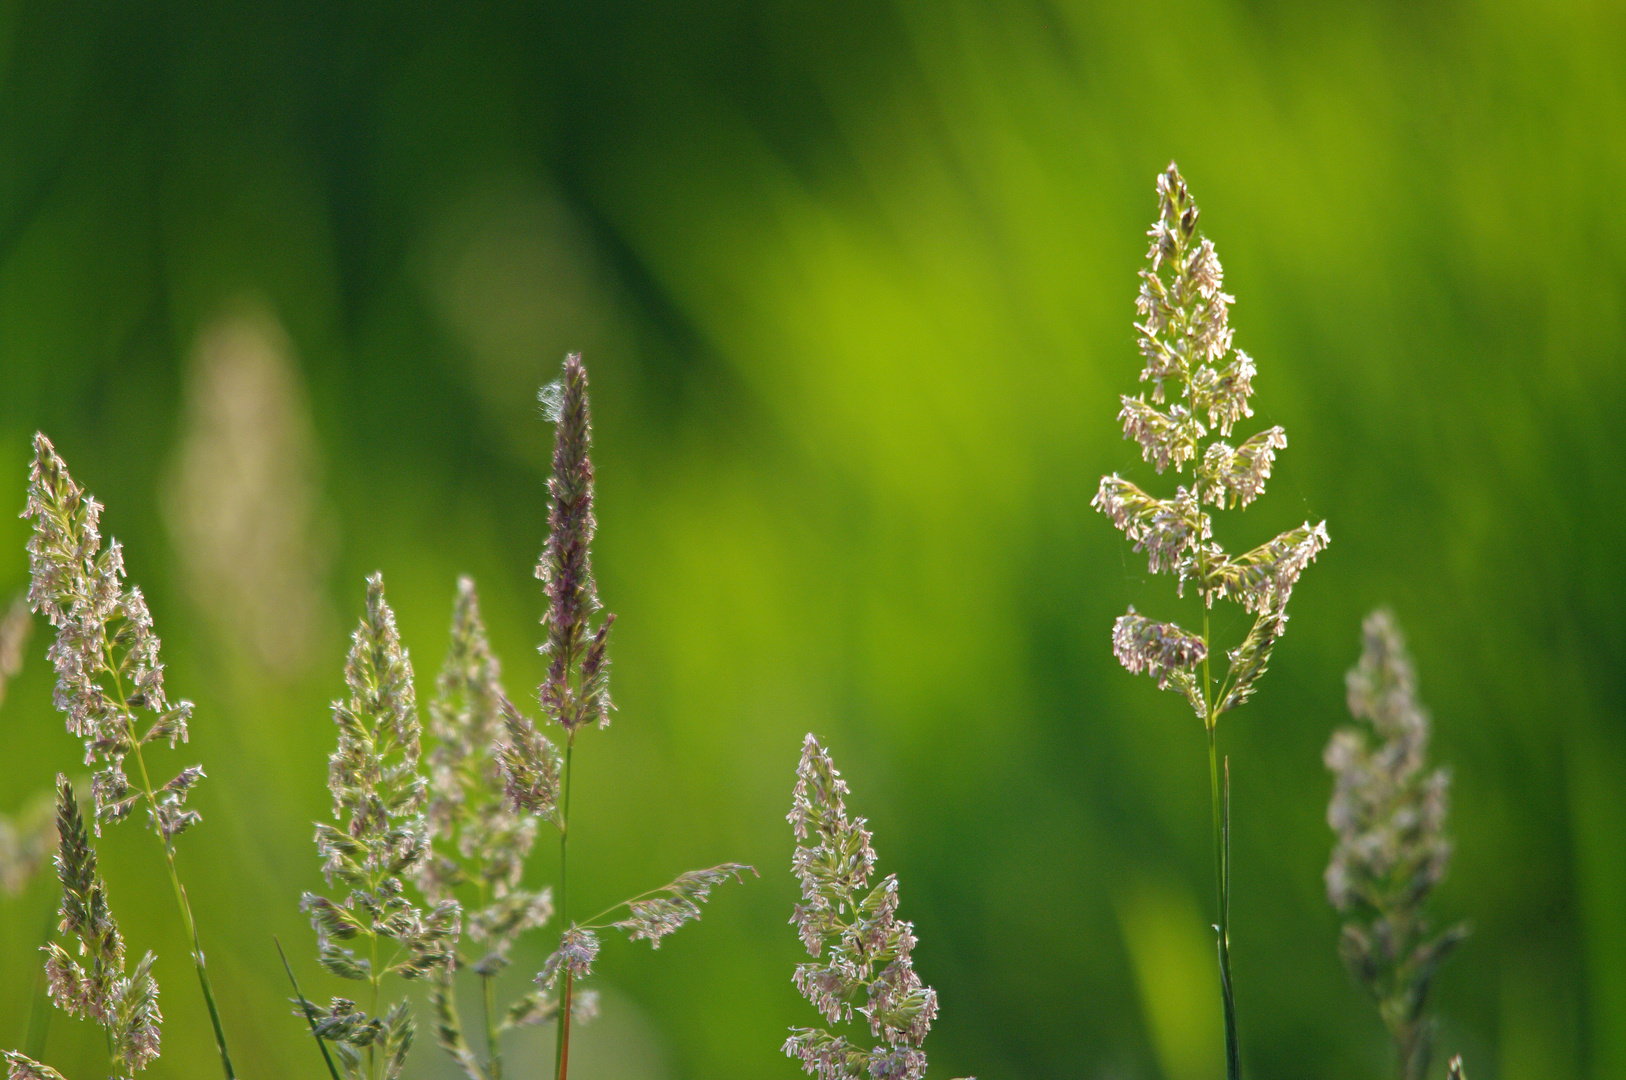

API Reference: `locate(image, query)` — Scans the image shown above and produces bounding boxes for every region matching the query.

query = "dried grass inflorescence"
[22,435,201,836]
[301,573,460,1080]
[1326,610,1467,1080]
[1093,164,1329,723]
[784,734,954,1080]
[0,788,56,899]
[4,777,162,1080]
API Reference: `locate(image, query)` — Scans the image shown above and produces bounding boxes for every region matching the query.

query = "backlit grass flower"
[21,434,235,1077]
[496,354,750,1080]
[1092,163,1330,1080]
[4,776,162,1079]
[784,735,950,1080]
[301,573,460,1080]
[419,577,555,1080]
[22,435,199,835]
[1093,167,1329,717]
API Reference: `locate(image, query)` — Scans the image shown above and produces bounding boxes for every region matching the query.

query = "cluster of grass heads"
[2,166,1471,1080]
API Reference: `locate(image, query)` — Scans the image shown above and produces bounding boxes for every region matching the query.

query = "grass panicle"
[1326,610,1468,1080]
[3,776,161,1079]
[0,593,31,709]
[497,354,751,1080]
[419,578,555,1080]
[784,734,967,1080]
[1093,163,1330,1080]
[300,573,459,1080]
[0,788,56,899]
[21,434,234,1078]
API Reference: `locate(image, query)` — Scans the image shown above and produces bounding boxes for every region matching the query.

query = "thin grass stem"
[22,906,54,1059]
[116,656,235,1080]
[556,973,574,1080]
[1220,757,1239,1080]
[554,735,574,1080]
[482,971,502,1080]
[1207,729,1240,1080]
[369,930,381,1080]
[276,936,343,1080]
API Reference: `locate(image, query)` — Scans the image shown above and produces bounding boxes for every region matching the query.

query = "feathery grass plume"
[301,573,460,1080]
[3,776,161,1079]
[0,592,32,708]
[784,735,965,1080]
[419,577,555,1080]
[22,435,200,835]
[1326,611,1468,1080]
[1092,164,1330,1080]
[21,434,235,1077]
[498,354,751,1080]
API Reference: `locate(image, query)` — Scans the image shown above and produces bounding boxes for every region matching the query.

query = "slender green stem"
[475,879,503,1080]
[571,881,680,932]
[1222,760,1239,1079]
[554,734,575,1080]
[482,971,502,1080]
[103,634,236,1079]
[275,936,343,1080]
[1198,594,1241,1079]
[556,972,574,1080]
[23,906,55,1059]
[369,932,381,1080]
[1208,732,1240,1080]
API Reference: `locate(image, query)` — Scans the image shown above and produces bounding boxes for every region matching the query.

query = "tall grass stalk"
[21,434,234,1078]
[299,573,459,1080]
[276,936,343,1080]
[1093,164,1329,1079]
[554,738,573,1080]
[496,355,751,1080]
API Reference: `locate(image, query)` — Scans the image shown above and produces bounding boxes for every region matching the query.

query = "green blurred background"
[1,1,1622,1077]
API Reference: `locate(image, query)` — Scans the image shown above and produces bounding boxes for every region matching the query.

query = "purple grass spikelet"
[536,927,600,989]
[535,354,615,734]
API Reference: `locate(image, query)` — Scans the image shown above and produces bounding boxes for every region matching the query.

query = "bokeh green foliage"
[1,1,1622,1077]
